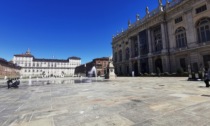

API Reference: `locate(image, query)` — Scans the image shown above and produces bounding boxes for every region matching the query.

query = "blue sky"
[0,0,166,64]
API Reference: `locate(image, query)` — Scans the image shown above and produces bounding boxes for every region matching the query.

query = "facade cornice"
[165,0,200,21]
[112,13,165,44]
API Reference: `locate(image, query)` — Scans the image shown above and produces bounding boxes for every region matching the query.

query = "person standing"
[204,68,210,87]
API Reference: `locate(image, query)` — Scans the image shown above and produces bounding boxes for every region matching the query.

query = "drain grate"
[159,85,165,87]
[201,95,210,97]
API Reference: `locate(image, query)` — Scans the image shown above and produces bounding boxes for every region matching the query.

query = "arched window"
[197,18,210,43]
[119,50,122,62]
[175,27,187,48]
[125,48,130,60]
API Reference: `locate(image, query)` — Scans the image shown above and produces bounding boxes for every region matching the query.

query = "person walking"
[204,68,210,87]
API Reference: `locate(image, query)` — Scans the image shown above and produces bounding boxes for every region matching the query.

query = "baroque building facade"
[12,50,81,77]
[112,0,210,76]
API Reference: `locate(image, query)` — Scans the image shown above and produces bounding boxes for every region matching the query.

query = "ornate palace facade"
[12,50,81,77]
[112,0,210,76]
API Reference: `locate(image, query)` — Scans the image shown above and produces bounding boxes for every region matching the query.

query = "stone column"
[185,9,196,47]
[148,57,154,73]
[161,23,167,53]
[128,38,133,75]
[129,38,133,58]
[147,29,152,54]
[138,59,141,74]
[137,34,141,73]
[121,47,124,63]
[137,34,141,57]
[122,64,126,76]
[161,55,169,73]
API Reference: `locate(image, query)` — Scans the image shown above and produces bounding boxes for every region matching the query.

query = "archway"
[140,58,149,74]
[132,61,139,76]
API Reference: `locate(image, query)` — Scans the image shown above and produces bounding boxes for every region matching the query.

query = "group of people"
[204,68,210,87]
[7,78,20,89]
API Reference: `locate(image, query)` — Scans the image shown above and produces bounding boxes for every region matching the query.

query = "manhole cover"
[201,95,210,97]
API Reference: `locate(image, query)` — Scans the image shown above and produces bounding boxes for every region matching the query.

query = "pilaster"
[161,23,167,53]
[148,57,154,73]
[128,38,132,75]
[137,34,141,74]
[137,34,141,57]
[147,29,152,54]
[161,55,170,73]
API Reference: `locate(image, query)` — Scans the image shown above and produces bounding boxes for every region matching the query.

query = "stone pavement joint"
[0,77,210,126]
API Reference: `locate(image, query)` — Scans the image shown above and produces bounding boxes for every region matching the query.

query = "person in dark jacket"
[204,68,210,87]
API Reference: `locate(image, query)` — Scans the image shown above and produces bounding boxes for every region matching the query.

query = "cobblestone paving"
[0,77,210,126]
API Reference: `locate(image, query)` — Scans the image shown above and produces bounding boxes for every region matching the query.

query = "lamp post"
[84,64,86,77]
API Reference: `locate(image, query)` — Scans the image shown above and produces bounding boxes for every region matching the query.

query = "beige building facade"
[112,0,210,76]
[12,50,81,77]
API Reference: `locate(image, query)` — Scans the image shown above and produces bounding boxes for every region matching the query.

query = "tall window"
[114,52,117,62]
[125,47,130,60]
[134,40,138,57]
[119,50,122,62]
[153,26,162,52]
[196,5,207,14]
[175,16,183,24]
[139,30,148,55]
[175,27,187,48]
[197,18,210,43]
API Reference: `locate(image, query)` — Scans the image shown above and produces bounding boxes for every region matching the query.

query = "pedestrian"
[204,68,210,87]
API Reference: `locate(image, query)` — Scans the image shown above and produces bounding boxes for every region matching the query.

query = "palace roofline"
[93,57,109,61]
[14,52,81,62]
[112,0,185,42]
[14,54,34,57]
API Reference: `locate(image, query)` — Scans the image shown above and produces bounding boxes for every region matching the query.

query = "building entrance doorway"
[140,58,148,74]
[126,65,129,76]
[132,61,139,76]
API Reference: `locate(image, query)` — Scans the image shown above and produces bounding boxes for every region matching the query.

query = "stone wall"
[0,63,20,79]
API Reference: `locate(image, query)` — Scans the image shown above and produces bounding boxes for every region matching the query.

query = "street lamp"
[84,64,86,77]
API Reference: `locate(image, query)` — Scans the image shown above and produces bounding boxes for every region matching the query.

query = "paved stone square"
[0,77,210,126]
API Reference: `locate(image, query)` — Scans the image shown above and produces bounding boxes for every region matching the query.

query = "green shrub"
[176,68,184,75]
[157,67,161,75]
[163,72,170,76]
[183,72,189,76]
[150,73,156,76]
